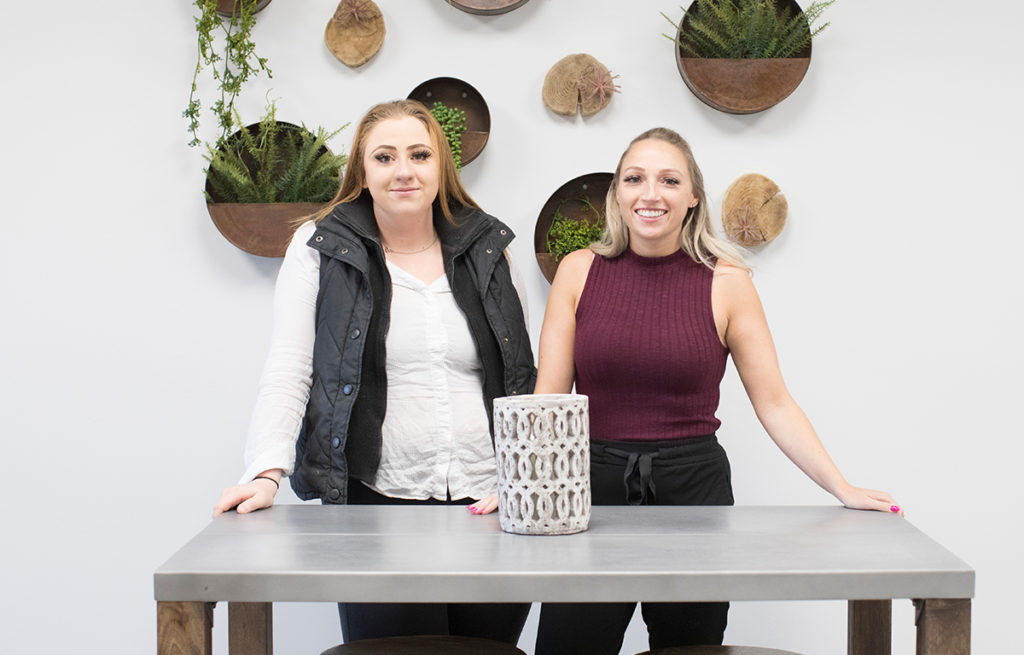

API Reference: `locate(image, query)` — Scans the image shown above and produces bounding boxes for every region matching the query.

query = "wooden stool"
[636,647,803,655]
[321,635,526,655]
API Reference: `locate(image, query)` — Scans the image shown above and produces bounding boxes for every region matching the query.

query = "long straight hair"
[314,99,479,224]
[591,127,747,270]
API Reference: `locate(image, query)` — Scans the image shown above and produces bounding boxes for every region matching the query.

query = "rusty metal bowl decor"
[673,0,812,114]
[533,172,613,284]
[214,0,272,18]
[407,77,491,166]
[445,0,530,15]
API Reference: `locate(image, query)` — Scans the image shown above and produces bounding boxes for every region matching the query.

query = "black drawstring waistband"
[591,435,719,506]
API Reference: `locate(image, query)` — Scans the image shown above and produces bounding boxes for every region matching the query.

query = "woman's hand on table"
[836,484,904,517]
[468,494,499,515]
[212,471,281,517]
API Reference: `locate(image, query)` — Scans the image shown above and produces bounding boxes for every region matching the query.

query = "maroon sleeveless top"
[574,249,727,441]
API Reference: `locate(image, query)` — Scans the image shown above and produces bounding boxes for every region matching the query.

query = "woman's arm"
[534,249,595,394]
[714,264,901,515]
[213,221,320,516]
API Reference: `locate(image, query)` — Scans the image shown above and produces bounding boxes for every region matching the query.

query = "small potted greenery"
[204,101,348,257]
[533,173,611,283]
[663,0,835,113]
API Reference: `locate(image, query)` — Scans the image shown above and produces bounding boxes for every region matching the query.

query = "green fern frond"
[664,0,835,59]
[204,101,346,204]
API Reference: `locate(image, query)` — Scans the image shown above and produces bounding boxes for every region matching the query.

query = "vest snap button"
[343,384,353,395]
[328,488,341,500]
[341,248,348,254]
[486,248,493,254]
[315,236,323,242]
[350,328,361,339]
[332,437,340,448]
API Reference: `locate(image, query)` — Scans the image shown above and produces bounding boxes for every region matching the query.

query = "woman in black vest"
[214,100,535,644]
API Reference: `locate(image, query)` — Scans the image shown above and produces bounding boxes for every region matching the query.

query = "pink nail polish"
[890,505,900,513]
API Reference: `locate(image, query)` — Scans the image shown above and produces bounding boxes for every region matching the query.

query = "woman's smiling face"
[362,115,440,222]
[615,138,698,257]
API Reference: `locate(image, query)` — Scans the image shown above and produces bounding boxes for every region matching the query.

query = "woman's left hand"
[837,485,904,517]
[468,494,499,515]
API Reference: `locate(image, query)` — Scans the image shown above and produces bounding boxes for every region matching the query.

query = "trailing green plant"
[204,101,348,203]
[547,195,605,262]
[185,0,272,147]
[663,0,835,59]
[429,101,467,170]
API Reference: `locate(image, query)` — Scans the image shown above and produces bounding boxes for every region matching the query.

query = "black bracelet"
[253,475,280,489]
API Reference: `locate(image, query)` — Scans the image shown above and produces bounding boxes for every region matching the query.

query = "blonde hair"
[592,127,747,270]
[314,99,479,223]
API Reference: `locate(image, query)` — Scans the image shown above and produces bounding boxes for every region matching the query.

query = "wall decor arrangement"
[663,0,834,114]
[446,0,530,16]
[721,173,788,246]
[325,0,386,68]
[204,102,348,257]
[542,53,620,118]
[533,172,612,283]
[407,77,490,167]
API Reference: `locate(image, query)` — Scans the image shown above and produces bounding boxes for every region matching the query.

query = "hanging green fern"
[204,100,348,203]
[663,0,835,59]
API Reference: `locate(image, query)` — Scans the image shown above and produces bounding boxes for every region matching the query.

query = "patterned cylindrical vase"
[492,394,591,535]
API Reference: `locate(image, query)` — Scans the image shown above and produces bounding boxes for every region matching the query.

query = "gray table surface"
[154,505,974,604]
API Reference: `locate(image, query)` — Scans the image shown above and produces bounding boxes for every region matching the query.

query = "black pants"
[534,435,734,655]
[338,480,530,645]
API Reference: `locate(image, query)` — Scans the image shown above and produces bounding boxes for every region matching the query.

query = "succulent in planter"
[547,195,605,262]
[662,0,835,58]
[428,101,468,170]
[204,100,348,203]
[185,0,272,148]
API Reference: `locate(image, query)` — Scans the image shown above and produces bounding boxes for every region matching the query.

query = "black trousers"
[534,435,734,655]
[338,480,530,645]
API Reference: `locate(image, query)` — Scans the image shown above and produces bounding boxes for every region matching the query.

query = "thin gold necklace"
[382,232,438,255]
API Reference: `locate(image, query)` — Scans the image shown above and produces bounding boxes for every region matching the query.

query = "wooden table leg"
[229,602,273,655]
[848,599,892,655]
[915,599,971,655]
[157,601,213,655]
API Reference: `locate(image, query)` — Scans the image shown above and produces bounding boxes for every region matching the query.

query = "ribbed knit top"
[574,249,727,441]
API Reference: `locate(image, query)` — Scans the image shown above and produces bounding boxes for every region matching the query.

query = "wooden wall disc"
[325,0,385,68]
[721,173,788,246]
[542,53,617,118]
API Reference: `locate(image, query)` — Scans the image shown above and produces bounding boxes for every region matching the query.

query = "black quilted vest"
[290,196,536,503]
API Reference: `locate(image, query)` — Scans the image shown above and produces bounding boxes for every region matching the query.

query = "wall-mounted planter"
[206,202,324,257]
[214,0,272,18]
[533,172,612,283]
[445,0,530,15]
[205,120,342,257]
[673,0,811,114]
[408,77,490,166]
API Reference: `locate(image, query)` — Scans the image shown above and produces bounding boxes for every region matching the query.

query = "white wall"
[1,0,1021,652]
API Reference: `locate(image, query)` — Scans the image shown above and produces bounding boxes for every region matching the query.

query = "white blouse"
[240,220,529,501]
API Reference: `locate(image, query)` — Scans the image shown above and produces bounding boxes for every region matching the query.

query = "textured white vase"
[492,394,591,535]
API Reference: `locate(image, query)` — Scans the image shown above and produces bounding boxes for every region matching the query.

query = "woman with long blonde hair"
[533,127,900,654]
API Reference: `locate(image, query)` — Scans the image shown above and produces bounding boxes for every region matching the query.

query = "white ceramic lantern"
[492,394,591,535]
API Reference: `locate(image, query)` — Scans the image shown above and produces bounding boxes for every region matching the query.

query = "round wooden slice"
[721,173,787,247]
[325,0,385,68]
